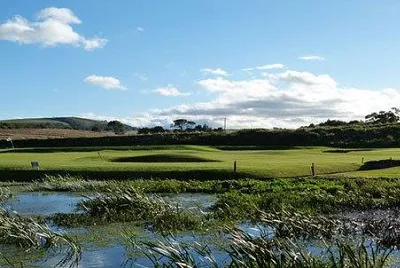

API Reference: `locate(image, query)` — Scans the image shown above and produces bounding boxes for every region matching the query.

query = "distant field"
[1,145,400,181]
[0,128,131,140]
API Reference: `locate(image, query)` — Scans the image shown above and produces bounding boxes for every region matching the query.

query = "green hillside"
[0,117,134,131]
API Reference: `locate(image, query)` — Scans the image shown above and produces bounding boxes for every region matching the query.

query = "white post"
[6,137,14,151]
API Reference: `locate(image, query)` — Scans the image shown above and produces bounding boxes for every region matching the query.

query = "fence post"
[311,163,315,177]
[361,157,364,164]
[234,161,237,174]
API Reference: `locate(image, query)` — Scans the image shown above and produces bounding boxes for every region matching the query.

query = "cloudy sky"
[1,1,400,129]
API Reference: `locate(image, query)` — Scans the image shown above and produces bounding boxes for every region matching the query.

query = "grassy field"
[2,145,400,266]
[1,145,400,180]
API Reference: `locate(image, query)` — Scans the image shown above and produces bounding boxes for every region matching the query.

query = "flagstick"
[7,138,14,151]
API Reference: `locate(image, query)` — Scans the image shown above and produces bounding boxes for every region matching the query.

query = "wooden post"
[234,161,237,174]
[361,157,364,164]
[311,163,315,177]
[98,152,104,162]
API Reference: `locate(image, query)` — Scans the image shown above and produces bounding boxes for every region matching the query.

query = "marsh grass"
[130,238,219,268]
[260,210,342,240]
[52,187,205,232]
[328,241,393,268]
[362,210,400,248]
[211,179,400,220]
[132,227,394,267]
[227,229,393,268]
[0,187,11,203]
[0,210,81,267]
[29,174,104,192]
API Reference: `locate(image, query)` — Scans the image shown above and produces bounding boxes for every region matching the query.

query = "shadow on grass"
[359,159,400,170]
[324,149,374,153]
[214,145,298,151]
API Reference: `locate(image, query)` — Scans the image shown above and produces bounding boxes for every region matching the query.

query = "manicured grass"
[111,154,221,163]
[1,145,400,180]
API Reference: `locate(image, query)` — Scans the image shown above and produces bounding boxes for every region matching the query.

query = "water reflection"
[3,192,86,215]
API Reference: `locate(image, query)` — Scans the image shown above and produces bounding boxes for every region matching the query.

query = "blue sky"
[1,0,400,128]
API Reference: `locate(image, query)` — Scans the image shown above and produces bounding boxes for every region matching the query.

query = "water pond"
[3,192,87,215]
[0,192,226,267]
[3,192,217,216]
[2,192,400,267]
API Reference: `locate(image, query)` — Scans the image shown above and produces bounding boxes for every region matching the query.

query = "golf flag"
[6,137,12,142]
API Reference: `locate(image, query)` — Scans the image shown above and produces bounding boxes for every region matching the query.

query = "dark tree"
[194,124,203,131]
[138,127,150,134]
[107,120,125,134]
[152,126,165,133]
[194,124,212,132]
[91,126,102,132]
[171,119,196,131]
[365,108,400,124]
[138,126,166,134]
[172,119,188,130]
[187,121,196,129]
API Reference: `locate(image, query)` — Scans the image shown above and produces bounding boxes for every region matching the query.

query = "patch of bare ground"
[0,128,119,140]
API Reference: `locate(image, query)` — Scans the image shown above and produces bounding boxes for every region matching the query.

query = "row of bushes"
[2,123,400,148]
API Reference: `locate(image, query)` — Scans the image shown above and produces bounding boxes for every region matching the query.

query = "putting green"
[1,146,400,179]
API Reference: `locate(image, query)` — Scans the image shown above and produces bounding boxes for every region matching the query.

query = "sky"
[1,0,400,129]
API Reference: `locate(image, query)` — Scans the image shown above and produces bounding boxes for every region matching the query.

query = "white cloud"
[197,77,275,102]
[135,27,144,33]
[270,70,337,89]
[0,7,107,50]
[150,70,400,128]
[84,75,127,90]
[298,55,325,61]
[201,68,229,76]
[154,85,190,96]
[242,63,285,72]
[81,38,107,51]
[81,112,173,128]
[83,69,400,129]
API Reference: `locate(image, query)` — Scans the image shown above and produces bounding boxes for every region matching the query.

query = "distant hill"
[0,117,135,131]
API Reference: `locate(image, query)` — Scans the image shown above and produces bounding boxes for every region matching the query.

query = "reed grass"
[0,210,81,267]
[52,187,205,232]
[132,228,393,267]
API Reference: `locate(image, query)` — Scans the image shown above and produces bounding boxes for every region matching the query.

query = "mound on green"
[111,154,220,163]
[359,159,400,170]
[324,149,373,153]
